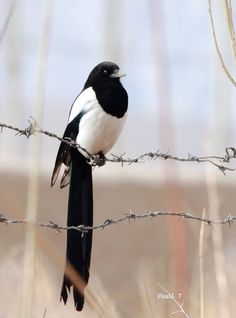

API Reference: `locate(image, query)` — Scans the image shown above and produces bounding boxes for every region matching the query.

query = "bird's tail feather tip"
[60,284,69,305]
[50,173,57,187]
[60,279,85,311]
[75,297,84,311]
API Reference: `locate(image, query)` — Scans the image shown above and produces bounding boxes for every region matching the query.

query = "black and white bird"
[51,61,128,311]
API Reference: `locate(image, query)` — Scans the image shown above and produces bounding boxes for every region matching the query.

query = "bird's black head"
[83,61,128,118]
[84,61,126,89]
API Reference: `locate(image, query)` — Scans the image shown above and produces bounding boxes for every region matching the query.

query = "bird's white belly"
[77,105,127,156]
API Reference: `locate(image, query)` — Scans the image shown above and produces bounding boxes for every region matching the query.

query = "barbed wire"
[0,211,235,233]
[1,119,236,172]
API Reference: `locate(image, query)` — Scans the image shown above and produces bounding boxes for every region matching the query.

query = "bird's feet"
[88,152,106,167]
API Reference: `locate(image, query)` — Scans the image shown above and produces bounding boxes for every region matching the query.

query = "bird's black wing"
[51,112,84,188]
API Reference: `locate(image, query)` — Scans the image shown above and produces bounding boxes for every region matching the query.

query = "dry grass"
[208,0,236,86]
[1,172,236,317]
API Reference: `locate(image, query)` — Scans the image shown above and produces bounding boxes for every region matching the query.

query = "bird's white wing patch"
[68,87,97,123]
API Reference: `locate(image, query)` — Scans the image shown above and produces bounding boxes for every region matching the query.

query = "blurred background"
[1,0,236,317]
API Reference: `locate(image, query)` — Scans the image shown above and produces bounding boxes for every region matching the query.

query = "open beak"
[110,69,126,78]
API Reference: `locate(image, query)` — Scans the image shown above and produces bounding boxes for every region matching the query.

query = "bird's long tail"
[60,148,93,311]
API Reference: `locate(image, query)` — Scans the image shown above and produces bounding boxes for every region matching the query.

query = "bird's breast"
[77,104,127,156]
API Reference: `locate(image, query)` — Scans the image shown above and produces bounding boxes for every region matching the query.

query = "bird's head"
[84,61,126,88]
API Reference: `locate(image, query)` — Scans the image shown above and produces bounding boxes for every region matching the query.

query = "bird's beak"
[110,69,126,78]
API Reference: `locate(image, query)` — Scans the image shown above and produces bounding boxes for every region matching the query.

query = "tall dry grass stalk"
[138,267,162,318]
[208,0,236,86]
[85,278,120,318]
[20,1,53,317]
[206,166,230,318]
[199,209,206,318]
[207,3,234,315]
[223,0,236,63]
[0,1,16,46]
[148,0,188,301]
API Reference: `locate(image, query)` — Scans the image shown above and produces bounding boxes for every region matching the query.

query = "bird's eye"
[102,69,108,76]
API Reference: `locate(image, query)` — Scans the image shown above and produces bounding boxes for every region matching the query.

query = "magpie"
[51,61,128,311]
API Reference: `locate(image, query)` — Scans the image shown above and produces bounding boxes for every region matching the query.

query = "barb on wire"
[0,118,92,157]
[0,211,235,233]
[1,119,236,172]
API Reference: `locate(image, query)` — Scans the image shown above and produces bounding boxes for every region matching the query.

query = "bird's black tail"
[60,148,93,311]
